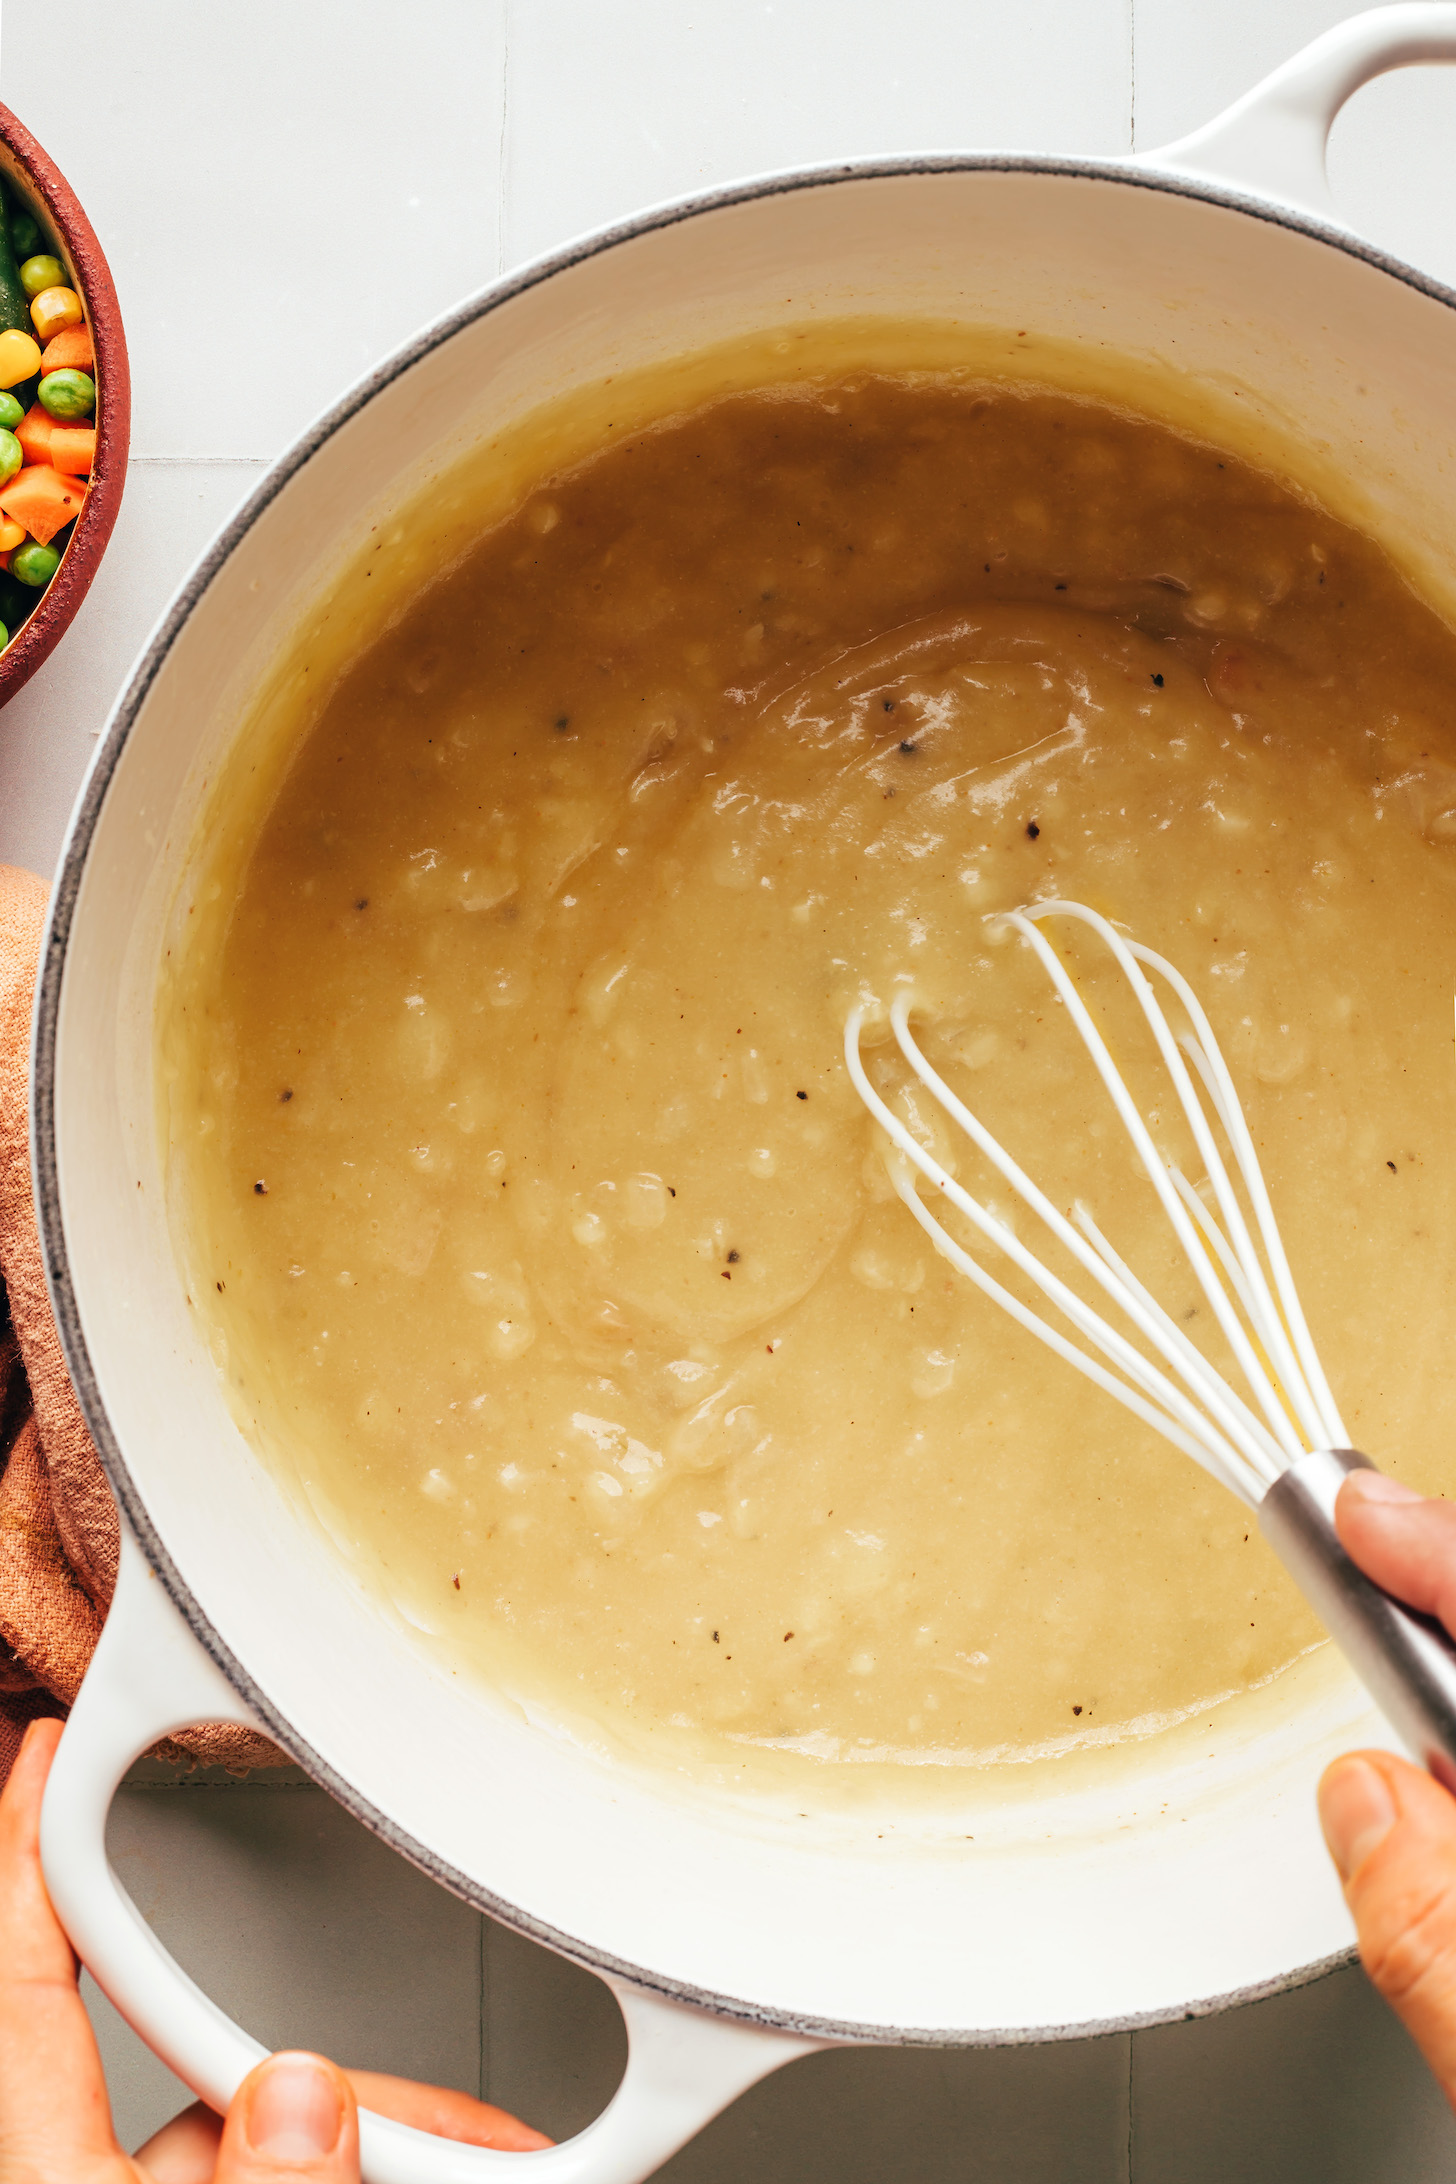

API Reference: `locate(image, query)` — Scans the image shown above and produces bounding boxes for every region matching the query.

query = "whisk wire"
[845,1011,1270,1504]
[882,992,1284,1487]
[1007,907,1308,1467]
[1167,994,1348,1450]
[875,1101,1262,1501]
[846,900,1344,1505]
[1067,1201,1286,1471]
[1159,1161,1309,1447]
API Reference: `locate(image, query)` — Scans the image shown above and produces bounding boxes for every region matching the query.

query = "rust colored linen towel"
[0,865,278,1780]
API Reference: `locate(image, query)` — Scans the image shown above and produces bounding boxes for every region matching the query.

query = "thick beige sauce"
[165,375,1456,1787]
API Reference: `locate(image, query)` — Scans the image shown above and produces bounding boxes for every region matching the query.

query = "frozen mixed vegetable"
[0,177,97,639]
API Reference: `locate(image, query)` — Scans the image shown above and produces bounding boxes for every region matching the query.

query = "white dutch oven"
[33,11,1456,2178]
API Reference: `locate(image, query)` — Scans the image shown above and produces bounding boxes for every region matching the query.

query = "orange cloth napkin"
[0,866,277,1780]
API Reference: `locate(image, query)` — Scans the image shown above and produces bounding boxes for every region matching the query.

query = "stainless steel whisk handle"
[1260,1449,1456,1795]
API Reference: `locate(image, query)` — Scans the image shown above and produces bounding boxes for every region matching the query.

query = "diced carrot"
[40,325,92,374]
[0,464,86,544]
[49,426,94,476]
[15,404,55,465]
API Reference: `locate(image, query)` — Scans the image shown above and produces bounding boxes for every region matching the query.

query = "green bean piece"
[19,254,61,300]
[11,540,59,587]
[9,212,40,262]
[0,184,32,338]
[38,369,93,421]
[0,572,31,626]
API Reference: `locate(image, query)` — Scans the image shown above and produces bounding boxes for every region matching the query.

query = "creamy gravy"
[163,373,1456,1792]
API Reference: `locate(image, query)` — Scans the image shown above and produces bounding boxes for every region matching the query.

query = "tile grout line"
[478,1912,490,2105]
[131,455,273,467]
[496,0,511,279]
[128,1775,319,1791]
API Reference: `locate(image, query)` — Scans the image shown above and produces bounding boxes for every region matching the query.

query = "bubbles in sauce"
[164,374,1456,1796]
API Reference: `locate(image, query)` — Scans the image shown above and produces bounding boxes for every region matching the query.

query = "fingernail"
[245,2055,344,2160]
[1341,1470,1424,1506]
[1319,1758,1398,1881]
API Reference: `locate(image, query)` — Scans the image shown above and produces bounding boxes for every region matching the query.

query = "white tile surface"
[95,1768,1137,2184]
[1132,0,1456,287]
[0,459,262,874]
[1328,65,1456,291]
[654,2036,1132,2184]
[1131,1965,1456,2183]
[501,0,1132,267]
[4,0,506,459]
[94,1766,489,2154]
[1131,0,1362,146]
[4,3,1455,2178]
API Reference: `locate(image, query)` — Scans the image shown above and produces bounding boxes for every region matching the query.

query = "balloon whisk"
[844,900,1348,1512]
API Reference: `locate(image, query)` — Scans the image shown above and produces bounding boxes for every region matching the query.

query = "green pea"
[38,369,93,421]
[0,622,10,649]
[0,429,21,486]
[10,214,40,262]
[0,391,24,433]
[19,254,61,300]
[12,540,59,587]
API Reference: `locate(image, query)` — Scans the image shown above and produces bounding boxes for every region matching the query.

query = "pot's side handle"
[1135,2,1456,227]
[41,1527,819,2184]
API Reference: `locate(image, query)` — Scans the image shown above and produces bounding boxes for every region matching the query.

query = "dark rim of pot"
[33,150,1444,2053]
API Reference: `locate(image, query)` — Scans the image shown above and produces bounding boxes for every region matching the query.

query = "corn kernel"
[0,519,26,553]
[29,287,82,343]
[0,328,40,388]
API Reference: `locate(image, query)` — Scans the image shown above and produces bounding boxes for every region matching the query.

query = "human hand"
[0,1718,552,2181]
[1319,1471,1456,2105]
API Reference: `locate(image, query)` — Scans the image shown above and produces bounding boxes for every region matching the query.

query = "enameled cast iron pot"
[33,12,1456,2178]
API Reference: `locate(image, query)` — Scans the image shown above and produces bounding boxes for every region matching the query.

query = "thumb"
[1320,1748,1456,2097]
[214,2053,359,2182]
[1333,1472,1456,1634]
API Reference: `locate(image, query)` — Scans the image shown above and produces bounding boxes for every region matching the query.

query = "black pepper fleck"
[1152,673,1165,687]
[1026,820,1040,840]
[253,1180,267,1196]
[796,1090,808,1100]
[899,740,918,755]
[727,1249,740,1263]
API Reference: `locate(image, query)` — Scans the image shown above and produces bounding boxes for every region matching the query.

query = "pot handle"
[1138,2,1456,226]
[41,1527,819,2183]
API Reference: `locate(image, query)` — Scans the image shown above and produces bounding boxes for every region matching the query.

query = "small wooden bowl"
[0,104,129,709]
